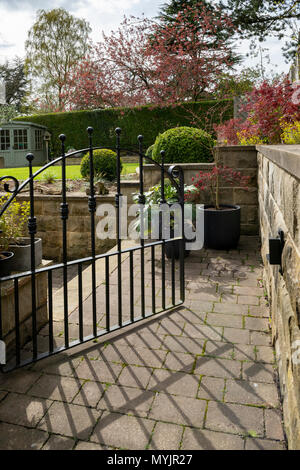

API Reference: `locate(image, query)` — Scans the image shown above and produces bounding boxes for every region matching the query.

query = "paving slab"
[0,236,286,450]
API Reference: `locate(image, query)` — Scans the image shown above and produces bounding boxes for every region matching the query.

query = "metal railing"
[0,127,185,372]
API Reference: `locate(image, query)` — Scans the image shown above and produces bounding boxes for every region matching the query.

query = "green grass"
[0,163,138,181]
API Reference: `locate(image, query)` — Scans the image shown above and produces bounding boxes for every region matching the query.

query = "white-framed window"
[35,129,43,150]
[13,129,28,150]
[0,129,10,150]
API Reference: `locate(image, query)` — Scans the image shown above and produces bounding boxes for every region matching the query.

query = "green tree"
[0,57,29,111]
[0,104,18,124]
[158,0,236,46]
[25,8,91,111]
[159,1,300,60]
[215,68,261,99]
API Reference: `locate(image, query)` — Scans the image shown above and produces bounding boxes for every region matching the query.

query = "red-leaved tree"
[64,4,236,110]
[216,78,300,144]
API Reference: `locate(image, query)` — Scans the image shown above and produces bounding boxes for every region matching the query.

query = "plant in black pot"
[0,195,42,273]
[132,181,195,259]
[185,165,250,249]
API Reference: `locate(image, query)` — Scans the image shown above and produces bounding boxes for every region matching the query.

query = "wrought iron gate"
[0,127,185,372]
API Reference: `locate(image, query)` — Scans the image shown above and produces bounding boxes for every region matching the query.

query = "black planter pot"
[200,204,241,250]
[164,226,191,260]
[0,251,14,277]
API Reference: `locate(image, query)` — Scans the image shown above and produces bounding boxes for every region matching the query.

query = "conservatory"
[0,121,50,168]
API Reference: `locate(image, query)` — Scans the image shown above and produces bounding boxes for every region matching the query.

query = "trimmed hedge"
[80,149,121,181]
[152,126,215,163]
[14,99,233,159]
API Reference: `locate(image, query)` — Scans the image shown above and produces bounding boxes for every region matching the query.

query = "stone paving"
[0,236,287,450]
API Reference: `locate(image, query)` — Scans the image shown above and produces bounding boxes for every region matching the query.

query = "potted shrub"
[132,181,195,259]
[185,165,250,249]
[0,195,42,272]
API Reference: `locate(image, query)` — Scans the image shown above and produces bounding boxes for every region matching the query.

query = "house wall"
[257,144,300,449]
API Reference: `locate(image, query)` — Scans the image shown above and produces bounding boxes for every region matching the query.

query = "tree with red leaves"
[64,3,236,110]
[216,78,300,145]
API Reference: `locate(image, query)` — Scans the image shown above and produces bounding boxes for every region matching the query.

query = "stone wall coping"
[13,193,116,201]
[257,144,300,180]
[215,145,257,152]
[144,162,215,170]
[0,259,52,296]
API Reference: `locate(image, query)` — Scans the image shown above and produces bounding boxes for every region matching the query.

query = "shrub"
[80,149,122,181]
[0,195,30,250]
[42,170,56,184]
[152,126,215,164]
[281,121,300,144]
[145,144,154,159]
[215,78,300,145]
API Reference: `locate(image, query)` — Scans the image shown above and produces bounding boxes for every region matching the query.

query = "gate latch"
[267,229,285,274]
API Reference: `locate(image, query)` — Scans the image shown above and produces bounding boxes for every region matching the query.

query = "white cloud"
[0,0,290,77]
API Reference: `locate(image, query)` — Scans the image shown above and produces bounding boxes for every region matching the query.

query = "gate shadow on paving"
[0,236,287,450]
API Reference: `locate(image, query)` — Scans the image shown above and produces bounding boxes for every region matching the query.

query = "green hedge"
[14,100,233,159]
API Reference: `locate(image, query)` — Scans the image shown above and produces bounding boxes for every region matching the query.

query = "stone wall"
[144,145,259,236]
[15,194,117,261]
[13,146,259,260]
[1,260,50,356]
[16,180,139,262]
[257,144,300,449]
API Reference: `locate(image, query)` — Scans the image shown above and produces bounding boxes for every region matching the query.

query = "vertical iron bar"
[59,135,69,348]
[0,281,2,343]
[160,150,166,310]
[179,169,185,303]
[138,135,145,318]
[26,153,37,359]
[48,270,54,353]
[171,242,175,305]
[78,263,83,341]
[14,279,20,366]
[87,127,97,337]
[115,128,122,327]
[130,251,134,322]
[151,245,155,314]
[105,256,110,331]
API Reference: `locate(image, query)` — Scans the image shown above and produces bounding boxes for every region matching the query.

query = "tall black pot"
[0,251,14,277]
[200,204,241,250]
[164,226,191,259]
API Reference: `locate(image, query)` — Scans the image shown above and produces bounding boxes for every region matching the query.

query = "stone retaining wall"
[257,144,300,449]
[14,146,259,260]
[1,260,50,356]
[16,194,117,261]
[16,180,139,261]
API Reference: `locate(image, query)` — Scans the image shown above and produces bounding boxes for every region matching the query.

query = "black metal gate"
[0,127,185,372]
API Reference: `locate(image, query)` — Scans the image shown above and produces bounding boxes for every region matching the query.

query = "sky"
[0,0,292,76]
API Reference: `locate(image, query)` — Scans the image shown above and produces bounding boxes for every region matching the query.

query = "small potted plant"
[0,195,42,272]
[132,181,194,259]
[185,165,250,249]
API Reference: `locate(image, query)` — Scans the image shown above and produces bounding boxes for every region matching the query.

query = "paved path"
[0,236,286,450]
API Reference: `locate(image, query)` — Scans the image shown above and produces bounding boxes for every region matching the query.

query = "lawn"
[0,163,138,181]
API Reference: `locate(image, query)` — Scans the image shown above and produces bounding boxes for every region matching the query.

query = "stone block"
[234,188,258,205]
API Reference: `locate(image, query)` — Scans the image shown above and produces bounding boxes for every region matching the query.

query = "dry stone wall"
[257,144,300,449]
